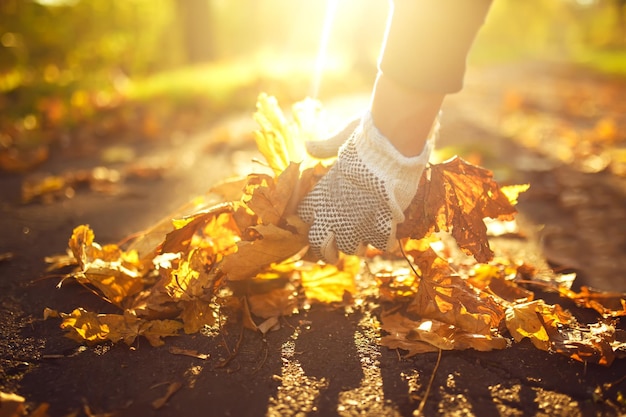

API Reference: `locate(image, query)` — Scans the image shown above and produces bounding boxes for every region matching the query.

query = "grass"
[572,47,626,76]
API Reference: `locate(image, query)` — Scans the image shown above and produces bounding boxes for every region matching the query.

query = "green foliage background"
[0,0,624,145]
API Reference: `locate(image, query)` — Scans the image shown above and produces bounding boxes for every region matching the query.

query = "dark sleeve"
[379,0,493,94]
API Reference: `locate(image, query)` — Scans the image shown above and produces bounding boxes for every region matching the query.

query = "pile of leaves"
[45,93,626,367]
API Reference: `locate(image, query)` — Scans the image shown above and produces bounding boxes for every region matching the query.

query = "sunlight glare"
[311,0,339,99]
[33,0,78,6]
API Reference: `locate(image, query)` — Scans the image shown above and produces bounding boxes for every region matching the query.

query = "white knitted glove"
[298,111,435,263]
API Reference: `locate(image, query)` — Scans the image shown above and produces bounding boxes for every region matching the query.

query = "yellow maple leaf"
[505,301,548,350]
[380,313,507,356]
[165,248,215,300]
[59,308,140,345]
[139,319,183,347]
[300,255,359,303]
[179,298,217,334]
[500,184,530,206]
[253,93,318,176]
[67,225,144,307]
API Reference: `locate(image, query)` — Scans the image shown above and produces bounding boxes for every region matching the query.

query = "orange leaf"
[244,162,301,225]
[247,283,299,318]
[179,298,217,334]
[401,241,505,335]
[160,204,236,255]
[509,301,621,366]
[380,313,507,356]
[408,272,505,335]
[139,319,183,347]
[68,225,144,307]
[59,308,140,345]
[220,216,308,281]
[399,157,521,263]
[559,286,626,318]
[505,300,552,351]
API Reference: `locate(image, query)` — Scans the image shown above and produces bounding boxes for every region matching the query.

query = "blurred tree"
[175,0,215,64]
[611,0,626,45]
[0,0,176,91]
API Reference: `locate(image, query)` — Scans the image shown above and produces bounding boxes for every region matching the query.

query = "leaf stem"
[415,348,442,416]
[398,239,421,280]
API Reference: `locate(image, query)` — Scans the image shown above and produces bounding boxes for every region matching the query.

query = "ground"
[1,62,625,417]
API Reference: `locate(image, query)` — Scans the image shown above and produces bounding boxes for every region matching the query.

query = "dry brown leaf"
[401,242,505,335]
[559,286,626,318]
[409,274,505,335]
[380,312,507,356]
[220,217,308,281]
[151,381,182,410]
[541,314,620,366]
[59,308,140,345]
[466,263,534,304]
[68,226,144,307]
[139,319,184,347]
[56,307,181,347]
[253,93,313,175]
[160,203,237,256]
[244,163,300,225]
[247,284,299,318]
[374,267,420,303]
[164,249,215,300]
[399,157,521,263]
[178,298,217,334]
[168,346,209,360]
[505,300,573,351]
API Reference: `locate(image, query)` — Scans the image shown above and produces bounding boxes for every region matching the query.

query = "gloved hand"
[298,111,436,263]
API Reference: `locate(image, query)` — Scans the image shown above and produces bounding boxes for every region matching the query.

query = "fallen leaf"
[68,225,144,307]
[160,204,237,256]
[220,218,308,281]
[247,283,299,319]
[178,298,217,334]
[380,312,507,356]
[151,381,182,410]
[168,346,209,360]
[257,316,280,335]
[559,286,626,318]
[505,300,573,351]
[59,308,141,345]
[467,263,534,304]
[244,162,301,225]
[139,319,184,347]
[401,242,505,335]
[0,391,26,417]
[253,93,313,175]
[0,252,14,263]
[57,308,181,347]
[300,256,359,303]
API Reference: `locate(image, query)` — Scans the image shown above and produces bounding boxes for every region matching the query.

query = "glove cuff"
[353,110,437,221]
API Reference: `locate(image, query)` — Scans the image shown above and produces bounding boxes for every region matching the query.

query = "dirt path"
[1,62,625,416]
